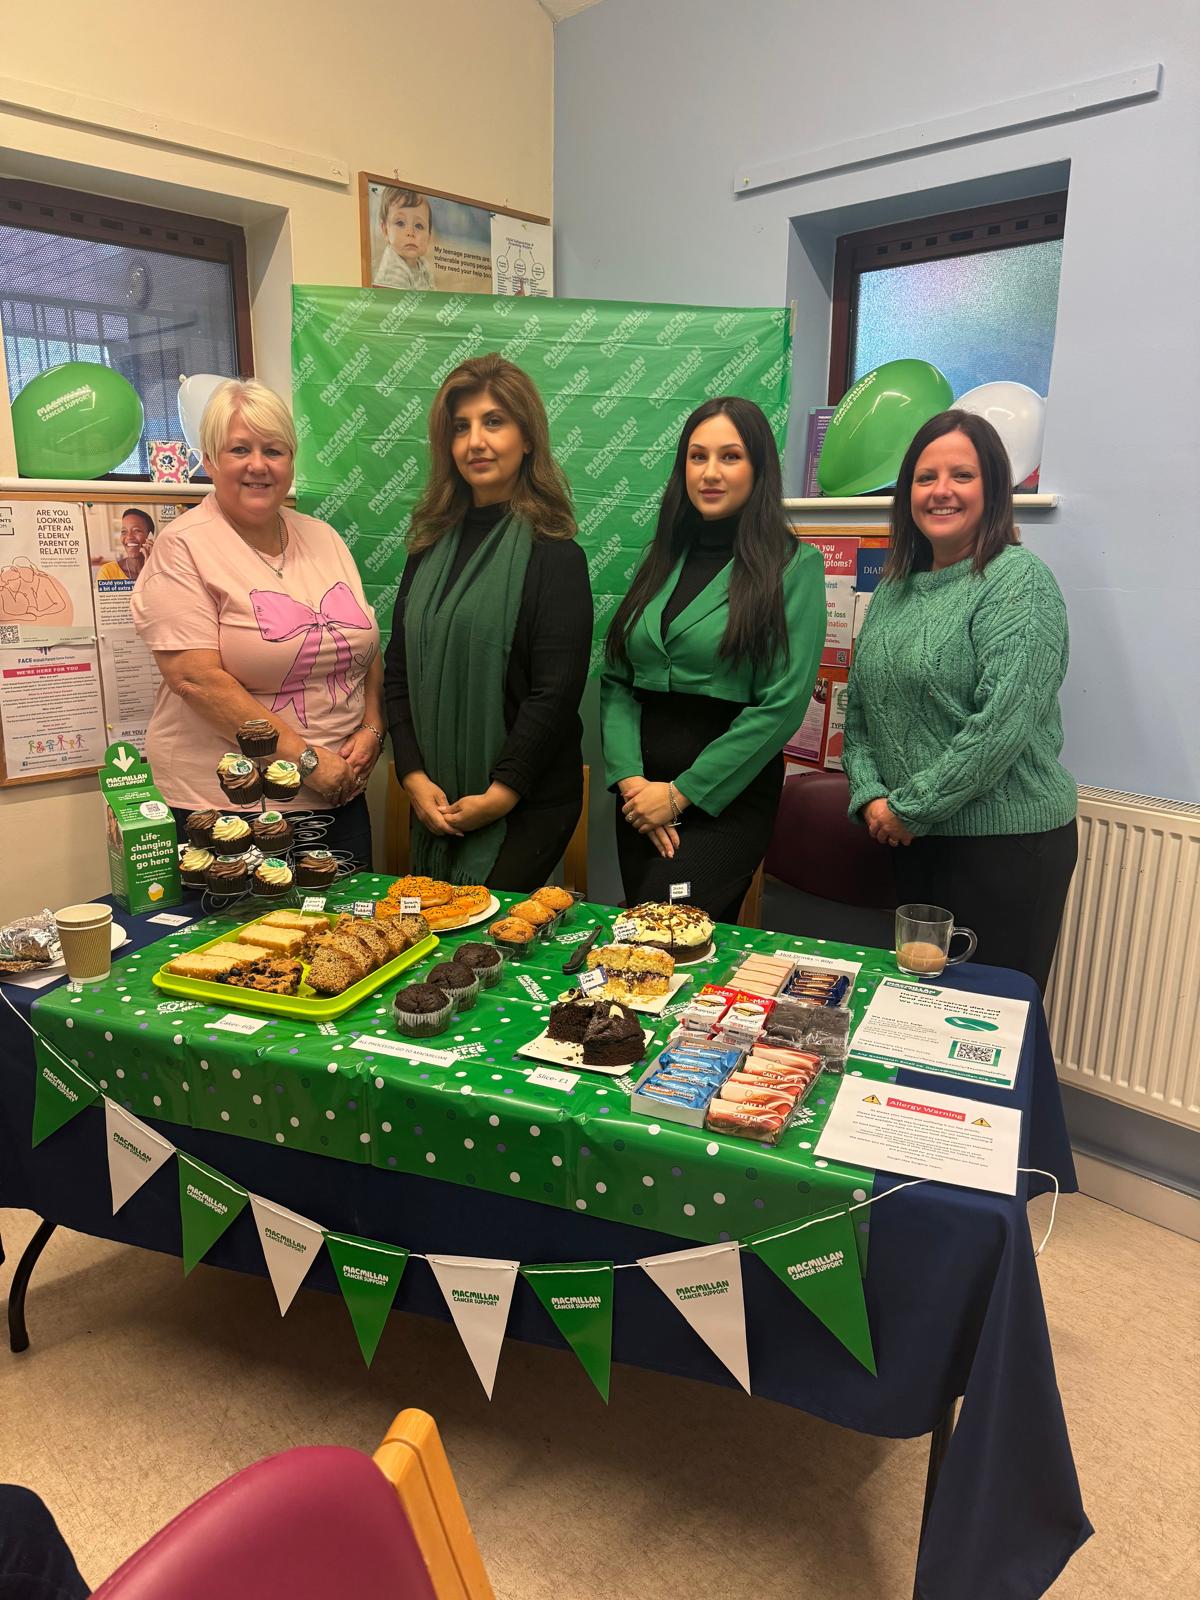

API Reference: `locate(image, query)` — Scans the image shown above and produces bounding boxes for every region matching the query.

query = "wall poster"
[359,174,550,297]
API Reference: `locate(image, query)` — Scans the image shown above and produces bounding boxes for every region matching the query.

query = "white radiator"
[1045,787,1200,1131]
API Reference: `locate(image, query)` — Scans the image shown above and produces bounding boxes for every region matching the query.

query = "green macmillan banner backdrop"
[290,286,793,665]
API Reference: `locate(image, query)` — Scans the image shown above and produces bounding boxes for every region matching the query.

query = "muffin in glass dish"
[490,916,537,956]
[454,942,503,988]
[392,983,453,1038]
[508,899,556,936]
[532,885,574,918]
[425,960,480,1012]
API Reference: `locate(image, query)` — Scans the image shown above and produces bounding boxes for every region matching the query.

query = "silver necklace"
[242,516,287,579]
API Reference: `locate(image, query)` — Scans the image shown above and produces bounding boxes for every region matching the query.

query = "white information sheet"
[0,643,106,775]
[815,1079,1021,1196]
[849,978,1029,1091]
[490,217,553,296]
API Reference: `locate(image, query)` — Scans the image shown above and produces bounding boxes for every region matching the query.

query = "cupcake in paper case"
[453,941,503,988]
[185,808,219,847]
[252,810,294,853]
[236,717,278,759]
[253,856,293,898]
[263,758,301,801]
[425,960,480,1012]
[211,815,252,855]
[179,846,214,888]
[207,855,250,895]
[392,982,453,1038]
[295,848,337,888]
[217,752,263,805]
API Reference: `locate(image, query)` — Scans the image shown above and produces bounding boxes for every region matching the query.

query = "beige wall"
[0,0,554,919]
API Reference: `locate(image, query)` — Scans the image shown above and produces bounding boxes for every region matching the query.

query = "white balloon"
[176,373,230,453]
[953,381,1046,486]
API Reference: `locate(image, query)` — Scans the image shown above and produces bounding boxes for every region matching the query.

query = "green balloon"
[817,359,953,497]
[12,362,145,479]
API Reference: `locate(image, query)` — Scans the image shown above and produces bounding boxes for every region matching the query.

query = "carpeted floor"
[1,1192,1196,1598]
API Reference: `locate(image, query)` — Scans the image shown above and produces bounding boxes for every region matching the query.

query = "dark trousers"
[892,820,1079,993]
[170,795,374,873]
[0,1487,89,1599]
[488,797,582,892]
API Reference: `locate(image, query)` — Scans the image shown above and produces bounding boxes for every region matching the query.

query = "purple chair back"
[765,770,894,909]
[91,1446,438,1600]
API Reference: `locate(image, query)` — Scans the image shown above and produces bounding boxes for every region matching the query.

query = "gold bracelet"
[668,782,684,826]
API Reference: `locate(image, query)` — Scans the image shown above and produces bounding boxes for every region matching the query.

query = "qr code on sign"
[950,1039,1000,1066]
[0,626,18,644]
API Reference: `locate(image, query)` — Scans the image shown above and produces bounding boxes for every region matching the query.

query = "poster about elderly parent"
[0,642,106,776]
[0,499,93,645]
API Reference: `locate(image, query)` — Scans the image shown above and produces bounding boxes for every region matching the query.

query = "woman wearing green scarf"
[384,355,592,887]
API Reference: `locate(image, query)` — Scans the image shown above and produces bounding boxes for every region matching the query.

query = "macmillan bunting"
[324,1231,410,1366]
[32,1055,99,1146]
[521,1260,614,1402]
[428,1253,519,1399]
[249,1195,324,1315]
[103,1098,174,1214]
[177,1153,249,1275]
[638,1241,750,1393]
[748,1206,877,1375]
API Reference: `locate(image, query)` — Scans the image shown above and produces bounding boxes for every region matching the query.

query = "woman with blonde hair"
[384,353,592,887]
[132,377,384,866]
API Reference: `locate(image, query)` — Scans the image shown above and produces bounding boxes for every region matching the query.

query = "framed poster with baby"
[358,174,550,296]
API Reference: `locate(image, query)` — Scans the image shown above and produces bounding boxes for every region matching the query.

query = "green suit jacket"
[599,540,825,815]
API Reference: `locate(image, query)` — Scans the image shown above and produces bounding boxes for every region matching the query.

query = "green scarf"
[404,511,533,883]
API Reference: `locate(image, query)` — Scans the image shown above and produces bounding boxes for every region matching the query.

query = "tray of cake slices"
[151,908,438,1020]
[517,990,656,1076]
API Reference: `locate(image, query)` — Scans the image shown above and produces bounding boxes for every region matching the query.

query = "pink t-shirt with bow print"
[131,496,380,811]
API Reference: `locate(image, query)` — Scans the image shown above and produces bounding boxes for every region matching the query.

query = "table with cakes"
[0,726,1090,1600]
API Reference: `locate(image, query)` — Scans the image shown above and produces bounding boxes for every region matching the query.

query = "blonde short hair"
[199,378,297,462]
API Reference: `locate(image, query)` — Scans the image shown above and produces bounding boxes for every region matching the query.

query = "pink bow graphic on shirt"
[251,581,371,728]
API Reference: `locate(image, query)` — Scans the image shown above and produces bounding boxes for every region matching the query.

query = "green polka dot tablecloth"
[32,877,902,1249]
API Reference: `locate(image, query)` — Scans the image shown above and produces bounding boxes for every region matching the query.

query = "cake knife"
[561,924,602,974]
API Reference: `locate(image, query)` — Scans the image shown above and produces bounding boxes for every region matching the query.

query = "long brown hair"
[407,354,576,551]
[885,409,1019,581]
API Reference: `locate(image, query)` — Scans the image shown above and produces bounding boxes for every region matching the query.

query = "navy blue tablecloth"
[0,899,1091,1600]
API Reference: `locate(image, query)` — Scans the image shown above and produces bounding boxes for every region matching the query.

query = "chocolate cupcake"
[252,810,294,852]
[454,942,503,988]
[392,982,453,1038]
[237,717,278,759]
[207,855,249,896]
[211,815,252,855]
[426,960,479,1012]
[295,848,338,888]
[217,753,263,805]
[263,758,301,801]
[185,809,219,847]
[253,857,293,898]
[179,845,214,888]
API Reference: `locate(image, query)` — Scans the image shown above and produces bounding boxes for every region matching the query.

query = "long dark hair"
[885,409,1019,581]
[408,354,576,550]
[605,397,794,674]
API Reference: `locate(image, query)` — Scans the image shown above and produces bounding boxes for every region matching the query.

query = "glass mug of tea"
[895,904,977,977]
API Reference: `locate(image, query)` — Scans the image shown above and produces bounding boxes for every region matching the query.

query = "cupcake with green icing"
[217,752,263,805]
[253,856,294,898]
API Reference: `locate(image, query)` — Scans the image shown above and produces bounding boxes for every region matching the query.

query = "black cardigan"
[383,504,593,807]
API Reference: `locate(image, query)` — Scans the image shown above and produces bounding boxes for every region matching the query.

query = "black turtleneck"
[660,513,738,638]
[383,503,593,805]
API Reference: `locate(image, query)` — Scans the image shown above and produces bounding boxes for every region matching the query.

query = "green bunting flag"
[176,1153,249,1275]
[521,1260,614,1403]
[32,1053,99,1146]
[747,1206,877,1376]
[324,1231,410,1366]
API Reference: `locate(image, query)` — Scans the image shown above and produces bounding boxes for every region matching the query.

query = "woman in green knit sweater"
[842,410,1077,991]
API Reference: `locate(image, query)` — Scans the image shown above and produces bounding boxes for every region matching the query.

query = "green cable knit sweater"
[842,544,1077,837]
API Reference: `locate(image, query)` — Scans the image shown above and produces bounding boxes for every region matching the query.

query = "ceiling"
[538,0,605,19]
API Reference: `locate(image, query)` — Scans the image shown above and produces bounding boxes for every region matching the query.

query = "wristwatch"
[298,746,318,781]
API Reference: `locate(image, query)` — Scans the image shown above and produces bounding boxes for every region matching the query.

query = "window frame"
[827,190,1068,406]
[0,177,254,477]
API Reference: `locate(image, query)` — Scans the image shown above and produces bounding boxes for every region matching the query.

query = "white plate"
[1,922,128,986]
[425,893,501,931]
[517,1026,657,1077]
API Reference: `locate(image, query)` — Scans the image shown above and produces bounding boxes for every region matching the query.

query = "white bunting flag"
[427,1253,519,1399]
[103,1099,175,1215]
[249,1194,325,1315]
[638,1241,751,1393]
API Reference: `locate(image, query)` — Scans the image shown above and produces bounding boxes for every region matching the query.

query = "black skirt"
[615,690,784,924]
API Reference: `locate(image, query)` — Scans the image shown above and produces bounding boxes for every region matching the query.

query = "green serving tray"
[151,911,440,1019]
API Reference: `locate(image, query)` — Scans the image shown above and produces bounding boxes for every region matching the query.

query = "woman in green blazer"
[601,396,824,922]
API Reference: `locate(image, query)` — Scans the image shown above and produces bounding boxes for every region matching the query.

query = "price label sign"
[301,895,327,914]
[212,1013,268,1035]
[350,899,375,918]
[669,881,691,901]
[525,1067,580,1093]
[399,896,421,914]
[578,967,606,995]
[612,917,637,941]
